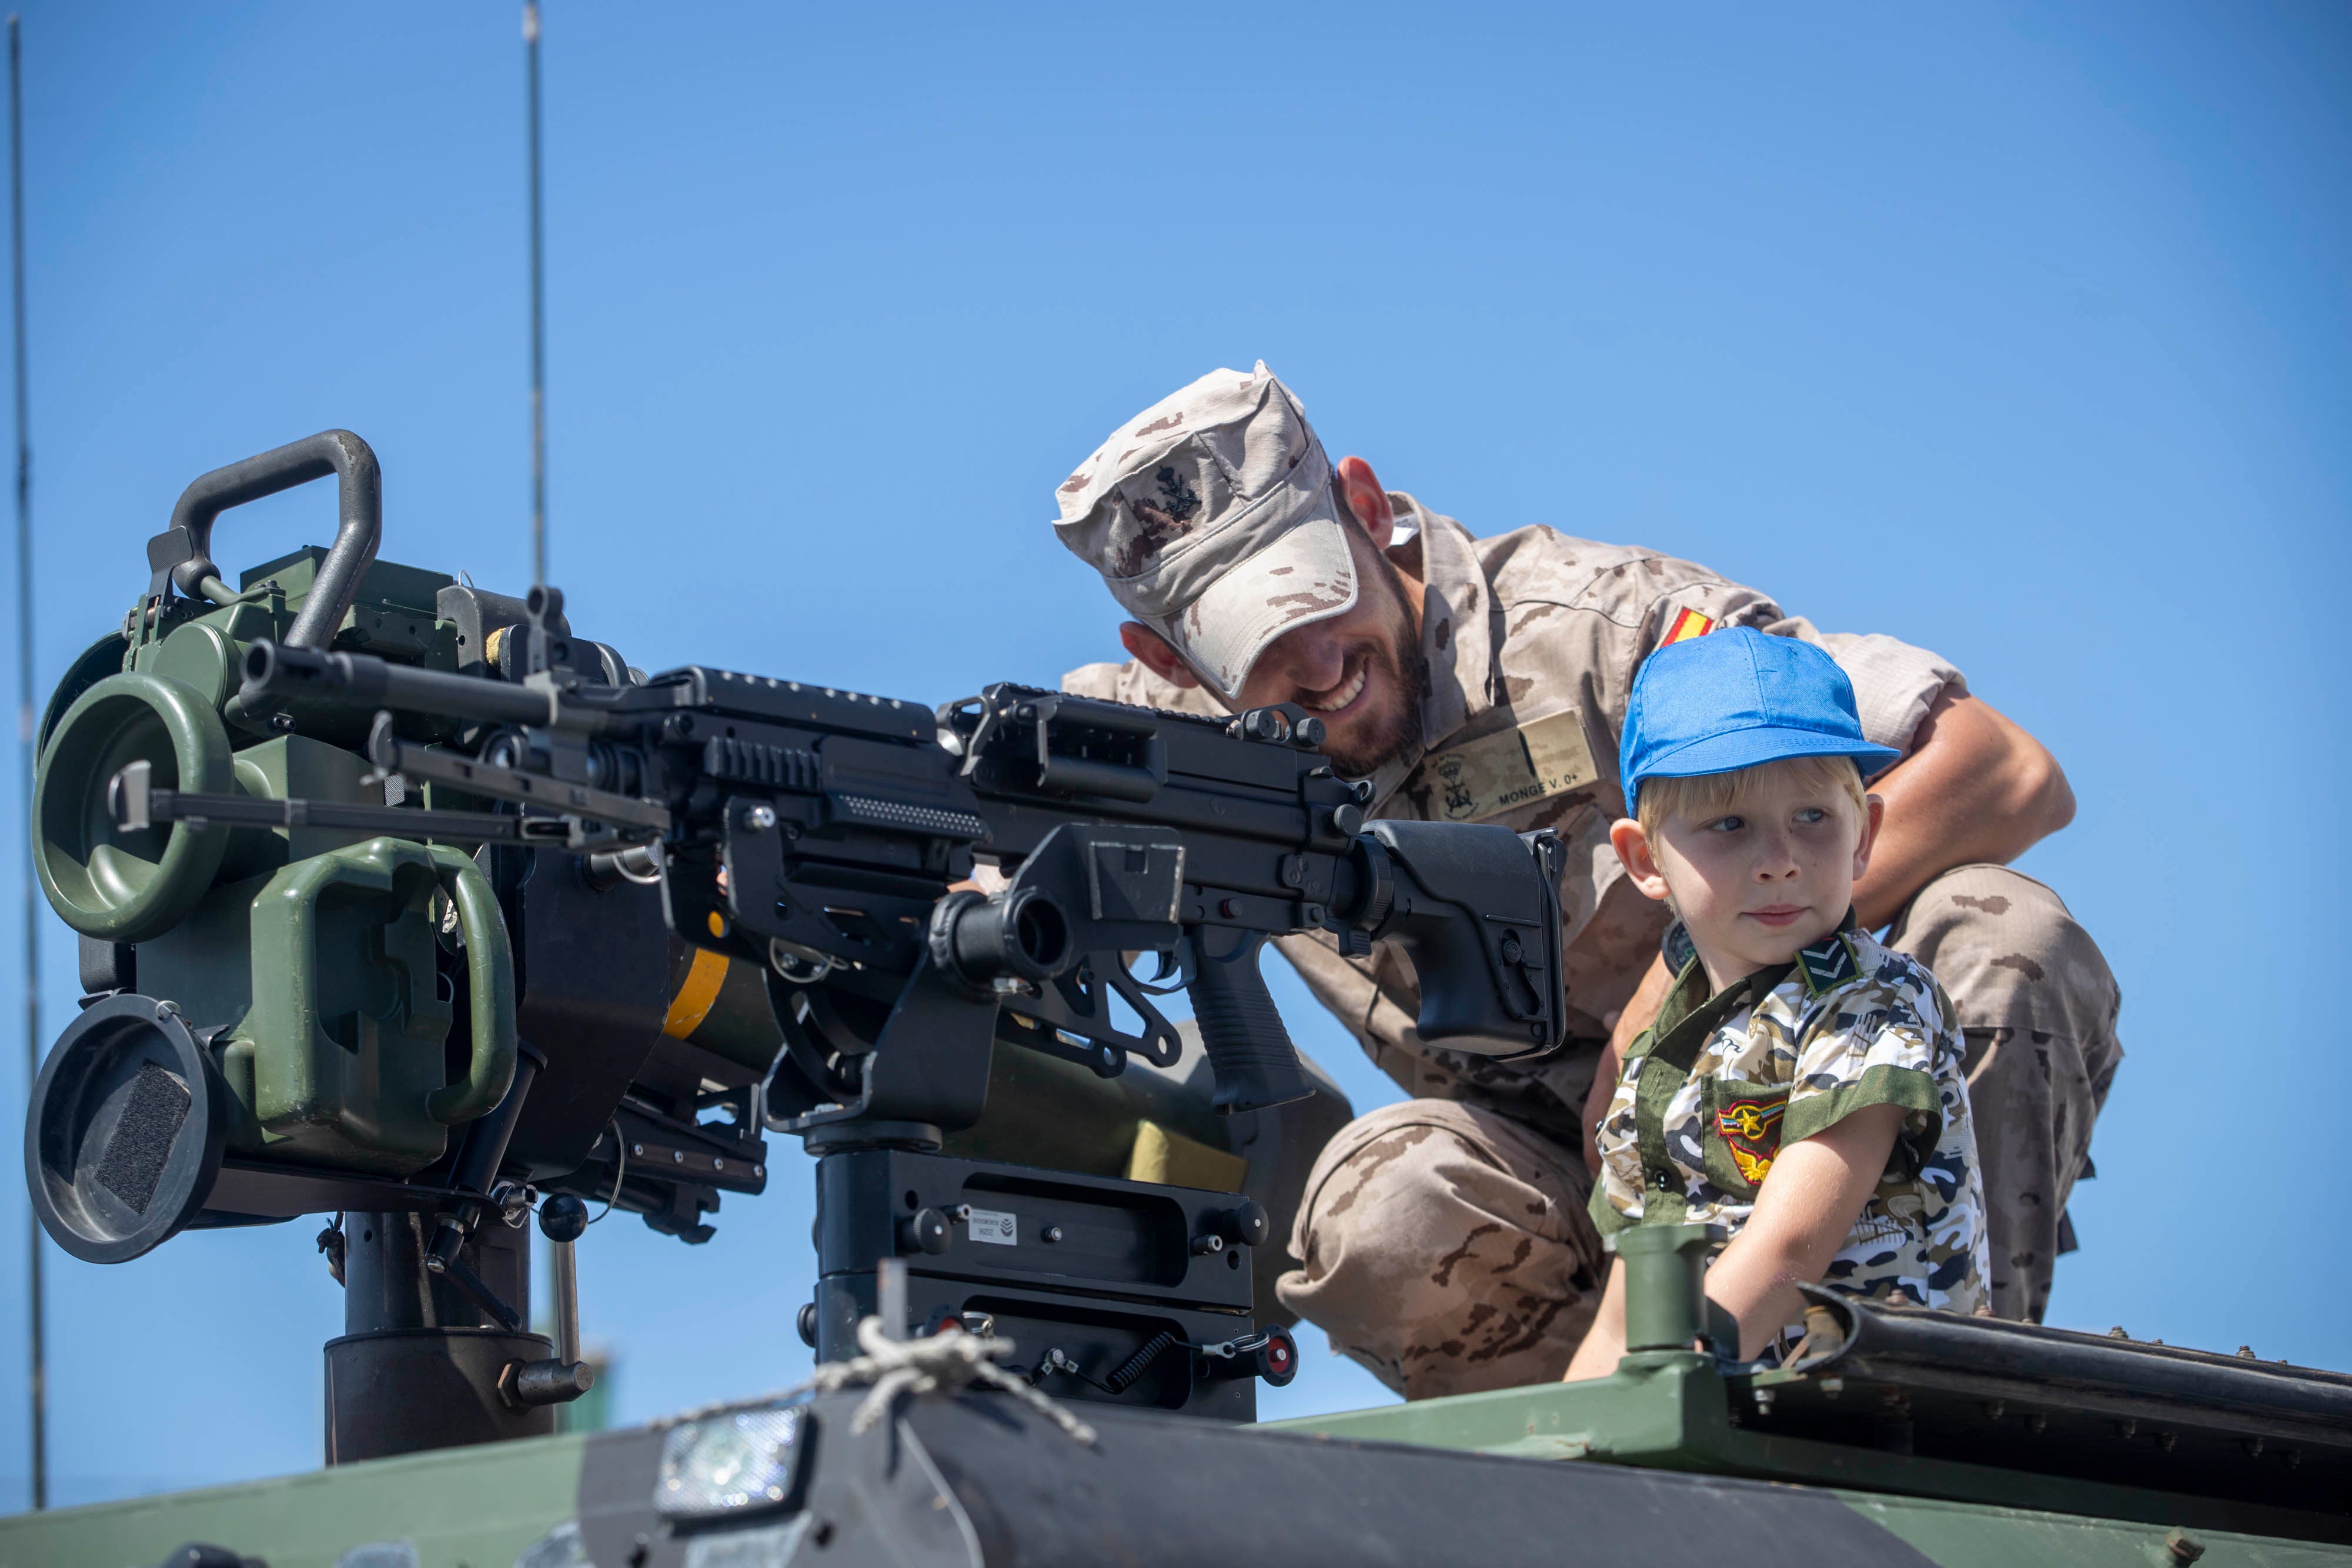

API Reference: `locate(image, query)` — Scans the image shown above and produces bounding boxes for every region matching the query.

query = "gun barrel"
[241,639,565,730]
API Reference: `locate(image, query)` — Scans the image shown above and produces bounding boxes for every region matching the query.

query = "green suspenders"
[1629,959,1793,1225]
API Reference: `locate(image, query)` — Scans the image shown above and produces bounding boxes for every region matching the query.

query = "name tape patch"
[1416,707,1599,822]
[965,1206,1018,1246]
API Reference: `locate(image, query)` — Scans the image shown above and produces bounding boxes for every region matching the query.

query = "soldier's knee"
[1288,1101,1494,1265]
[1279,1099,1603,1398]
[1889,865,2120,1042]
[1894,864,2077,951]
[1284,1098,1596,1289]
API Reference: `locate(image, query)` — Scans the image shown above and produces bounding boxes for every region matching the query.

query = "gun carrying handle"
[425,846,519,1125]
[1184,928,1314,1114]
[151,429,383,649]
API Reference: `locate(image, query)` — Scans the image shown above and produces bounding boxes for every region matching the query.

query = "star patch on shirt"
[1662,606,1718,645]
[1716,1098,1786,1185]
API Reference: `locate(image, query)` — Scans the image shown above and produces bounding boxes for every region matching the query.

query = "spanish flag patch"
[1662,606,1718,646]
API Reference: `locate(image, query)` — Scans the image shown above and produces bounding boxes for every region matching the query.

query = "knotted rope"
[657,1317,1098,1445]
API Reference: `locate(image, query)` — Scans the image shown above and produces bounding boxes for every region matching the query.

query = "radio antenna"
[525,1,547,587]
[9,10,44,1513]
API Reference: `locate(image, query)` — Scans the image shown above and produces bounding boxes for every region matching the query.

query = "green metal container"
[232,835,514,1169]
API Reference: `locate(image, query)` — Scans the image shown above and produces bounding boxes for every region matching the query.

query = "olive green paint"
[1265,1354,2348,1549]
[1840,1492,2351,1567]
[0,1432,584,1568]
[229,836,516,1166]
[942,1026,1233,1177]
[1616,1223,1726,1352]
[32,672,232,942]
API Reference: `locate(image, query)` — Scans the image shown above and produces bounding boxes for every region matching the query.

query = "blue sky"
[1,1,2346,1507]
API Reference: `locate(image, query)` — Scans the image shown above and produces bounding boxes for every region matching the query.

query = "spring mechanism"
[1104,1331,1180,1395]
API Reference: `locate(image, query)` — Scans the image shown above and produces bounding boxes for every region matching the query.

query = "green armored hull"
[5,1284,2348,1568]
[8,1219,2348,1566]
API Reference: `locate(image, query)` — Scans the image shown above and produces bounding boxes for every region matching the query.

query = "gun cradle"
[26,429,1574,1444]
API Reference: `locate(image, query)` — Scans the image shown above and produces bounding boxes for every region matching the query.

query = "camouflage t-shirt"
[1589,925,1990,1320]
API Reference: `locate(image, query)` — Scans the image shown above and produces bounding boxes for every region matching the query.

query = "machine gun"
[222,603,1572,1115]
[25,432,1569,1456]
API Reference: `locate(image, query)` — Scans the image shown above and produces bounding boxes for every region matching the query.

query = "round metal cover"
[33,669,233,942]
[25,992,228,1263]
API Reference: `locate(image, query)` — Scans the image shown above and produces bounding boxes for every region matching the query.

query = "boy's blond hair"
[1635,753,1869,838]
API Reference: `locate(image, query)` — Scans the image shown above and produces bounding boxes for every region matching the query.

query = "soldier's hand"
[947,864,1011,897]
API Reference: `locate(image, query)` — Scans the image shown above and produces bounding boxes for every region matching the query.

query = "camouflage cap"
[1053,363,1358,701]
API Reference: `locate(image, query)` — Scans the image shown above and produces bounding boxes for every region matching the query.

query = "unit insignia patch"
[1716,1098,1786,1185]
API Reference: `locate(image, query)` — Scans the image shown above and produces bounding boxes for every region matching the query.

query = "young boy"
[1563,627,1989,1376]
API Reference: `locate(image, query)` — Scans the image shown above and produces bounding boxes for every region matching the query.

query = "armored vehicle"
[3,434,2347,1567]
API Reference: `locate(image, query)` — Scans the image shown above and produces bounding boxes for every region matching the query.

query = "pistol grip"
[1185,928,1314,1115]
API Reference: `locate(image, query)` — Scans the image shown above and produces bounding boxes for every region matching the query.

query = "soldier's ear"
[1119,621,1200,690]
[1333,456,1396,550]
[1609,818,1672,903]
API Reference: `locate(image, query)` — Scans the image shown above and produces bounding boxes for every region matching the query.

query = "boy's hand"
[1562,1105,1905,1379]
[1702,1103,1906,1360]
[1561,1259,1627,1381]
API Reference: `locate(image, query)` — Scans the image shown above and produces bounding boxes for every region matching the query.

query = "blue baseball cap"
[1619,627,1901,817]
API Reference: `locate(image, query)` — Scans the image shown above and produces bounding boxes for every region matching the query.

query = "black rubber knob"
[899,1206,951,1255]
[539,1193,590,1243]
[1255,1325,1299,1387]
[1217,1198,1270,1248]
[1240,707,1291,743]
[797,1300,818,1348]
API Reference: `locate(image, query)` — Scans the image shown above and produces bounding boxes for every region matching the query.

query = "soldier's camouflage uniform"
[1064,497,2122,1398]
[1591,924,1990,1338]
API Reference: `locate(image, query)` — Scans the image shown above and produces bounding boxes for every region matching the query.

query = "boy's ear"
[1853,793,1886,880]
[1609,818,1673,904]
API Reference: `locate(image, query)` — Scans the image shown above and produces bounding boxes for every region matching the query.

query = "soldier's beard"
[1316,555,1428,781]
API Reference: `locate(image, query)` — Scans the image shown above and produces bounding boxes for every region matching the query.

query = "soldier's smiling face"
[1612,757,1885,990]
[1230,516,1426,778]
[1119,456,1431,779]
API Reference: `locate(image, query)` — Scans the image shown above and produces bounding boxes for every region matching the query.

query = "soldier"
[1053,363,2120,1399]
